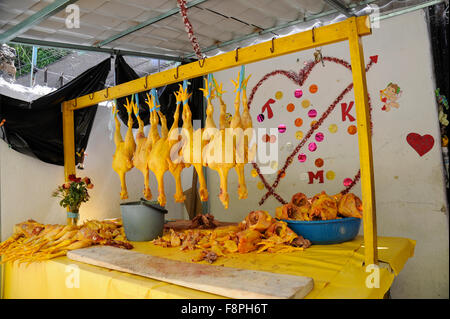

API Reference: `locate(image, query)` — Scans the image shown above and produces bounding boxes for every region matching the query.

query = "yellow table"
[1,236,415,299]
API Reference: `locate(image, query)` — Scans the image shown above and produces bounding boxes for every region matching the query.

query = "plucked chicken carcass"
[229,72,246,201]
[178,84,209,202]
[310,191,338,220]
[146,92,170,207]
[132,101,153,200]
[112,99,136,199]
[238,210,274,232]
[334,193,363,218]
[166,89,187,203]
[234,73,254,200]
[204,76,235,209]
[277,191,363,221]
[179,84,208,202]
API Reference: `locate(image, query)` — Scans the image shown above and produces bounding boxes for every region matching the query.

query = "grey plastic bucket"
[120,199,168,241]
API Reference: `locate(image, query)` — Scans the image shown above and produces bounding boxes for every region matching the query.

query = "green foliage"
[52,176,93,212]
[11,44,71,78]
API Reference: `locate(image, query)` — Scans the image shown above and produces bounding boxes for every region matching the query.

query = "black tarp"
[114,54,204,130]
[0,58,111,166]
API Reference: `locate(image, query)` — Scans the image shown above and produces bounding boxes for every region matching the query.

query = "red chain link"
[177,0,203,60]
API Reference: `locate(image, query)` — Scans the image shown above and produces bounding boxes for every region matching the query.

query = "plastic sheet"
[2,235,415,299]
[0,58,111,165]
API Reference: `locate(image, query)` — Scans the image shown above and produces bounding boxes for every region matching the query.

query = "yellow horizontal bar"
[67,16,371,111]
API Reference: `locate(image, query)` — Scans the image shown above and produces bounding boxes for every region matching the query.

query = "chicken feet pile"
[0,219,132,264]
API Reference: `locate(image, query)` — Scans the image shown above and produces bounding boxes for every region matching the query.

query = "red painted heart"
[248,56,377,205]
[406,133,434,156]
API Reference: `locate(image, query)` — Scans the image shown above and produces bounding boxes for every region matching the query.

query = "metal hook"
[312,27,316,43]
[174,64,180,79]
[104,87,109,98]
[235,47,240,62]
[198,56,206,68]
[144,74,149,89]
[89,92,94,100]
[270,37,275,53]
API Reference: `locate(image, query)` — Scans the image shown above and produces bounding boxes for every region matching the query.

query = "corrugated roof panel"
[79,12,123,29]
[72,0,109,12]
[188,7,227,25]
[155,0,179,12]
[125,0,169,10]
[150,27,182,39]
[0,0,40,12]
[93,1,143,20]
[1,0,377,60]
[130,36,164,47]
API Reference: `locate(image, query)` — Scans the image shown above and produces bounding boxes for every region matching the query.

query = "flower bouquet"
[52,174,94,225]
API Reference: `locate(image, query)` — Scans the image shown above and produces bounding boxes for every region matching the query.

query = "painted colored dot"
[298,153,307,162]
[270,161,278,170]
[257,181,265,190]
[278,124,286,133]
[343,178,353,187]
[251,169,258,177]
[308,142,317,152]
[287,103,295,112]
[315,158,324,168]
[326,171,335,180]
[329,124,338,133]
[262,134,270,142]
[315,132,324,142]
[302,99,310,108]
[295,118,303,127]
[275,91,283,100]
[308,109,317,118]
[309,84,318,93]
[278,170,286,179]
[310,120,318,128]
[284,142,294,152]
[269,135,277,143]
[257,114,265,122]
[295,131,303,140]
[347,125,357,135]
[294,89,303,98]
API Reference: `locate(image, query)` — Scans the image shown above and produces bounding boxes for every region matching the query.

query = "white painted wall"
[209,10,448,298]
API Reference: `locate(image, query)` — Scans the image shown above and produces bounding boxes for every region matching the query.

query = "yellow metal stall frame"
[61,16,378,266]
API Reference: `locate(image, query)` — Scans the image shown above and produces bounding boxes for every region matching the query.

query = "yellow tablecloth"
[1,235,415,299]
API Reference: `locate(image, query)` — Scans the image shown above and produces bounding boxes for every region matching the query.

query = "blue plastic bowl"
[282,217,361,245]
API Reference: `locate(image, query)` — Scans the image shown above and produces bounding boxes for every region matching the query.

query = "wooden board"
[67,246,313,299]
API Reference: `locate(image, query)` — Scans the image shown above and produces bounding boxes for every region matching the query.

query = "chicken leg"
[235,74,253,199]
[112,99,136,199]
[207,77,234,209]
[132,101,152,200]
[179,84,209,202]
[230,72,248,200]
[147,94,170,207]
[167,89,187,202]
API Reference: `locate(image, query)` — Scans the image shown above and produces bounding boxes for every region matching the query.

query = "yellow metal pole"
[62,102,77,225]
[347,17,378,265]
[64,16,371,111]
